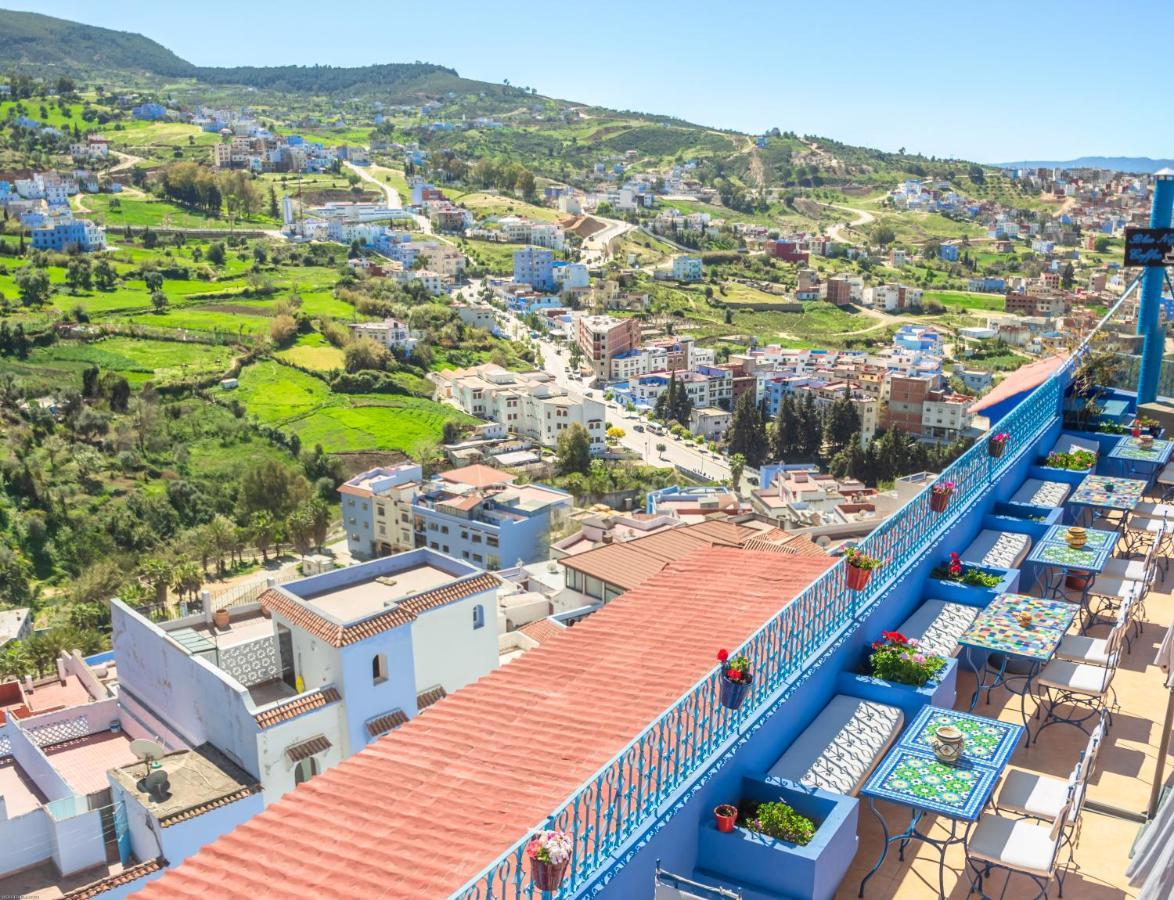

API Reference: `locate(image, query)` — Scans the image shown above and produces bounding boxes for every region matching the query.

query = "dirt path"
[825,203,876,242]
[109,150,143,173]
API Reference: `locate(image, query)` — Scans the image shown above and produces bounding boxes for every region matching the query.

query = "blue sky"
[9,0,1168,162]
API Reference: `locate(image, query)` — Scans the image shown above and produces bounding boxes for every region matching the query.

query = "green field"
[104,120,221,147]
[0,337,237,387]
[275,333,346,371]
[921,290,1004,312]
[84,194,279,229]
[0,99,113,131]
[234,361,472,455]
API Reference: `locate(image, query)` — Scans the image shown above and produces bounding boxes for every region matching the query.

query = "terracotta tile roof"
[257,572,501,648]
[438,464,517,488]
[559,520,757,590]
[366,709,408,738]
[415,684,447,712]
[518,618,565,644]
[741,535,829,558]
[158,786,262,828]
[140,548,834,900]
[285,735,332,764]
[63,857,166,898]
[969,354,1068,413]
[253,687,341,729]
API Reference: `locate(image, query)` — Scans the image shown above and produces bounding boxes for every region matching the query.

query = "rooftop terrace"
[295,562,457,620]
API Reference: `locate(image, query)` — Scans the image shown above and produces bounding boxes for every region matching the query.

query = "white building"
[671,255,703,281]
[349,318,418,354]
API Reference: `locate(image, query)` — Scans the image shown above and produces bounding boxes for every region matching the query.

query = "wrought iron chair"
[966,797,1073,899]
[1032,630,1122,742]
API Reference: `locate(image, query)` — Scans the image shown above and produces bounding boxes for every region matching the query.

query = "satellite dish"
[143,769,171,802]
[130,739,164,762]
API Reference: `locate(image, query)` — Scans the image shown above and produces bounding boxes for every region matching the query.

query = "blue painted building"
[513,246,556,291]
[939,243,959,262]
[30,218,106,252]
[132,103,167,121]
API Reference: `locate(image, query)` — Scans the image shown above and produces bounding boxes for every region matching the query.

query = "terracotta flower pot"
[213,609,230,629]
[846,563,872,591]
[1065,572,1092,590]
[929,491,952,513]
[719,671,753,710]
[987,438,1007,458]
[714,804,738,833]
[530,857,569,893]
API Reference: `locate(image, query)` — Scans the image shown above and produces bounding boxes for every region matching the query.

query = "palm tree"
[0,644,30,682]
[139,557,173,607]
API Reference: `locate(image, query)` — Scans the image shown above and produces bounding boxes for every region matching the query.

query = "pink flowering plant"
[990,432,1009,445]
[526,829,572,866]
[869,631,946,686]
[717,648,752,684]
[844,546,882,571]
[931,480,956,497]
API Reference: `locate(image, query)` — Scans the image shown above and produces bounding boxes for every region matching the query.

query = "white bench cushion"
[898,599,979,658]
[961,529,1031,570]
[1052,434,1100,458]
[767,695,902,796]
[1011,479,1070,508]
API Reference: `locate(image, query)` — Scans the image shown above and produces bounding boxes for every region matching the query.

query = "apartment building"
[628,367,733,410]
[348,318,417,354]
[884,375,971,440]
[1005,291,1071,318]
[513,246,556,291]
[865,282,924,312]
[921,389,973,440]
[576,315,643,381]
[671,255,703,281]
[432,364,607,453]
[452,302,497,332]
[29,217,105,252]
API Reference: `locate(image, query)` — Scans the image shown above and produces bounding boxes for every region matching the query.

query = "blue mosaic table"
[859,707,1023,897]
[1026,524,1116,602]
[1107,435,1174,480]
[1068,474,1147,512]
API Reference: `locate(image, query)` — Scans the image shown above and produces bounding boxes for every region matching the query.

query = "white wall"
[49,808,106,876]
[254,705,347,804]
[156,791,265,863]
[411,588,499,695]
[7,722,71,802]
[111,603,260,776]
[0,801,52,877]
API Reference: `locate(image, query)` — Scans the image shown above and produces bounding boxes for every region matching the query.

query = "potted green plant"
[843,546,882,591]
[717,648,753,711]
[869,631,947,687]
[1044,449,1096,471]
[987,431,1009,458]
[526,830,572,892]
[1136,415,1161,438]
[714,803,738,833]
[740,799,817,845]
[929,480,955,513]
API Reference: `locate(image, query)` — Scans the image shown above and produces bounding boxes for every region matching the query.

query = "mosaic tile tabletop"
[1068,475,1147,511]
[1108,435,1174,465]
[900,706,1022,770]
[958,593,1077,660]
[862,747,999,820]
[1026,524,1115,573]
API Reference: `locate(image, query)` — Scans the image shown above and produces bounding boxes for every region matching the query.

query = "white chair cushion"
[968,813,1059,877]
[1037,659,1113,695]
[1052,434,1100,458]
[1011,479,1070,508]
[1101,558,1148,581]
[961,529,1031,570]
[1130,502,1174,520]
[1158,463,1174,485]
[1055,634,1113,667]
[767,695,903,796]
[898,599,979,659]
[996,770,1069,820]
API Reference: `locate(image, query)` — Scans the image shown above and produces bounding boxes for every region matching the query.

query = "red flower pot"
[988,438,1006,458]
[530,857,569,893]
[1065,571,1092,590]
[846,562,872,591]
[714,804,738,833]
[929,491,952,513]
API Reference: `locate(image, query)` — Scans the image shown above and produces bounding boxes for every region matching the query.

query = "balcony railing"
[451,282,1140,900]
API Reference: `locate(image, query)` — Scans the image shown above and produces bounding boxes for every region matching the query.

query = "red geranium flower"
[717,648,729,663]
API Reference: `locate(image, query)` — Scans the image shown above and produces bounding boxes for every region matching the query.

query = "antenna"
[130,738,165,778]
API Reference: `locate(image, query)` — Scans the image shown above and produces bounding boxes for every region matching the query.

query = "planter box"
[698,777,858,900]
[923,565,1018,609]
[836,656,958,721]
[983,503,1063,544]
[1028,462,1094,487]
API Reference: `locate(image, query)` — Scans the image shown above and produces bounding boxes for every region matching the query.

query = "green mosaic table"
[1068,474,1147,512]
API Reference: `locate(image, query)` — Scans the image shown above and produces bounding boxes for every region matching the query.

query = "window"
[473,604,485,630]
[372,653,388,685]
[294,757,318,786]
[377,506,385,517]
[473,553,483,563]
[441,526,449,535]
[472,534,483,544]
[486,536,499,548]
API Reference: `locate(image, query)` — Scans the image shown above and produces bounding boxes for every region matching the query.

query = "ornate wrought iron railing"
[451,283,1138,900]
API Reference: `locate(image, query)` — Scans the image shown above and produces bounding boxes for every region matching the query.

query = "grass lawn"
[275,333,345,372]
[0,100,114,131]
[105,121,220,147]
[117,307,273,336]
[235,361,472,455]
[921,290,1005,312]
[84,194,279,230]
[451,191,564,223]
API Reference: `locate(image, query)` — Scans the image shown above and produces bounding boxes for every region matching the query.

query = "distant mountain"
[994,156,1174,174]
[0,9,479,98]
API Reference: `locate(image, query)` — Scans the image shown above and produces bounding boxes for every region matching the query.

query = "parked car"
[633,424,645,432]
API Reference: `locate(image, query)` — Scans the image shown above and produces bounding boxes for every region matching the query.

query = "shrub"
[1045,449,1095,470]
[870,631,946,686]
[930,553,1002,587]
[269,314,298,347]
[742,800,816,845]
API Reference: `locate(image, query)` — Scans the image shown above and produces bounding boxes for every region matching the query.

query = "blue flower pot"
[719,672,753,710]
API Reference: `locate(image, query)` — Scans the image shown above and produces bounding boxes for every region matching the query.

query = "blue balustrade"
[451,292,1132,900]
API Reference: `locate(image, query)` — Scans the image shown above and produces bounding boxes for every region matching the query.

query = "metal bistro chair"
[993,718,1105,865]
[1082,543,1152,638]
[966,797,1073,899]
[1056,599,1134,664]
[1154,462,1174,501]
[1033,627,1122,742]
[1121,509,1171,575]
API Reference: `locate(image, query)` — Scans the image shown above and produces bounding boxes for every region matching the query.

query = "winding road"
[825,203,876,242]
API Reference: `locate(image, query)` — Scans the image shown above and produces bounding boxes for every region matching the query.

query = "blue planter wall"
[585,416,1065,899]
[836,656,958,721]
[984,504,1063,544]
[922,567,1019,609]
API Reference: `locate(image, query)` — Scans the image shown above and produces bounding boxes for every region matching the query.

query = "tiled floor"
[836,576,1174,900]
[0,755,48,816]
[42,731,138,795]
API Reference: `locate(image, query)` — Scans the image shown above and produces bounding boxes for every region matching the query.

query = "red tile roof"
[63,857,166,898]
[366,709,408,738]
[158,786,261,828]
[285,735,332,764]
[438,464,517,488]
[253,688,341,729]
[258,572,501,647]
[518,618,565,644]
[140,548,833,900]
[415,684,447,712]
[969,354,1068,413]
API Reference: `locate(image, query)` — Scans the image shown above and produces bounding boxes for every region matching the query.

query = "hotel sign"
[1124,227,1174,267]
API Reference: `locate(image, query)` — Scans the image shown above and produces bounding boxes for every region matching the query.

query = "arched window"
[472,604,485,630]
[372,653,388,685]
[294,757,318,786]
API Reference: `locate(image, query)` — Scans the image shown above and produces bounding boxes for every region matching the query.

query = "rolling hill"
[994,156,1174,174]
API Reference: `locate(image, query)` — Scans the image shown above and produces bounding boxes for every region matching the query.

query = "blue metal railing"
[451,283,1138,900]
